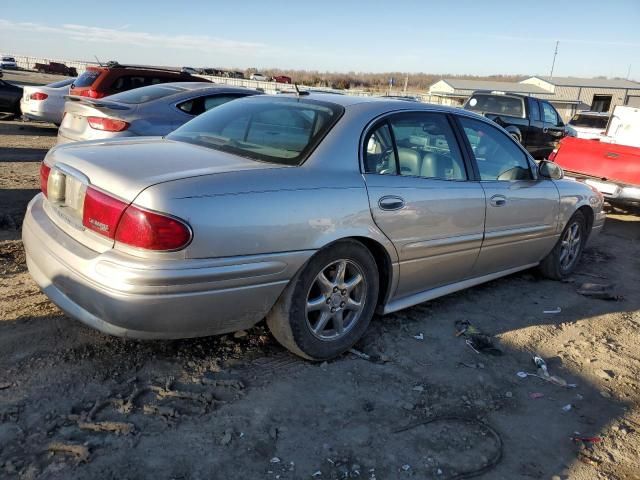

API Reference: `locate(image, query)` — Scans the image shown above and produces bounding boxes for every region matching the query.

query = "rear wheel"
[266,240,379,360]
[539,211,587,279]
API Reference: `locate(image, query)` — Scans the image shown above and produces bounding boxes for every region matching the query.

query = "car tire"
[539,211,587,280]
[266,239,379,361]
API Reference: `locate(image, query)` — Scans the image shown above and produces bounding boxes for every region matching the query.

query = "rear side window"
[460,117,532,181]
[168,97,343,165]
[529,98,541,122]
[73,70,101,88]
[569,114,609,129]
[466,94,524,118]
[108,84,186,104]
[177,94,247,116]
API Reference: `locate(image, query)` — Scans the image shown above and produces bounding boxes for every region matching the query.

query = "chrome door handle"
[378,195,405,211]
[490,195,507,207]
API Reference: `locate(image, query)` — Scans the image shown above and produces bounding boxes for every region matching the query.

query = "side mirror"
[538,160,564,180]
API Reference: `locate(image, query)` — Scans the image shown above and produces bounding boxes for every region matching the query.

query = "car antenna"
[293,84,309,97]
[94,55,103,67]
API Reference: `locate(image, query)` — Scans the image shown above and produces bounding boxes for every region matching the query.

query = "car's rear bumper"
[23,194,312,339]
[20,103,63,124]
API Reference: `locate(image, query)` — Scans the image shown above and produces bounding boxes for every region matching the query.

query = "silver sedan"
[57,82,260,144]
[24,94,606,360]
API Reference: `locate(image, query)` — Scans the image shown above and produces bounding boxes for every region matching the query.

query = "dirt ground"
[1,114,639,480]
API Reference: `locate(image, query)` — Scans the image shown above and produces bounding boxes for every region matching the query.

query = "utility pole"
[403,73,408,94]
[549,41,559,78]
[626,64,631,80]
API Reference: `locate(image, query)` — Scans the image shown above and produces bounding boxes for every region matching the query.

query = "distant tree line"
[242,67,527,91]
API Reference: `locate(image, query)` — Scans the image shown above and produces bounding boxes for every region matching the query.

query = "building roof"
[529,76,640,89]
[432,79,550,94]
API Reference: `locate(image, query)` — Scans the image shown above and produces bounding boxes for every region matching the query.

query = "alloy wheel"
[305,259,367,341]
[559,221,582,270]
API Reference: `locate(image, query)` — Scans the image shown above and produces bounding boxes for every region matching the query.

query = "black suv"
[463,91,566,159]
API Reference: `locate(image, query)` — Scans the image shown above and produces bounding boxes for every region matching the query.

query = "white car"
[20,77,75,125]
[1,56,18,69]
[566,111,609,140]
[250,73,270,81]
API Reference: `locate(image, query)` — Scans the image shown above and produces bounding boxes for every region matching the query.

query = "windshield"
[167,97,344,165]
[2,57,16,62]
[46,77,76,88]
[465,94,525,118]
[569,114,609,129]
[107,84,187,104]
[72,69,101,88]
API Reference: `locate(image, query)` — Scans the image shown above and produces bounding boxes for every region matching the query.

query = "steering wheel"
[377,146,396,174]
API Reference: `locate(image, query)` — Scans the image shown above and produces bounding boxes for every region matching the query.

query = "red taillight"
[115,205,192,251]
[78,89,105,99]
[82,187,127,239]
[87,116,130,132]
[40,163,51,197]
[30,92,48,101]
[548,148,558,161]
[81,187,191,250]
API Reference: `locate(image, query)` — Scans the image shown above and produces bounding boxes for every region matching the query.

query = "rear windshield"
[107,84,187,104]
[72,70,101,88]
[569,114,609,129]
[465,94,525,118]
[168,97,343,165]
[46,77,76,88]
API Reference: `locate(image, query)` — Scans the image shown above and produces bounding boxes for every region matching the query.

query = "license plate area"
[47,166,88,228]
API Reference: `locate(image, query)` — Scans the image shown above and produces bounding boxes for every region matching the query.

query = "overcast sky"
[1,0,639,79]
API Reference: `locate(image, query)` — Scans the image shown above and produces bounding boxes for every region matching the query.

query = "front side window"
[541,102,560,125]
[459,117,532,181]
[168,97,343,165]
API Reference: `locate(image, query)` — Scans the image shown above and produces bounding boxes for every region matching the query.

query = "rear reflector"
[87,116,130,132]
[115,205,192,251]
[82,187,127,239]
[40,163,51,197]
[548,148,558,161]
[30,92,49,101]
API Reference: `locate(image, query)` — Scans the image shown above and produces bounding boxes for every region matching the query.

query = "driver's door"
[457,117,559,275]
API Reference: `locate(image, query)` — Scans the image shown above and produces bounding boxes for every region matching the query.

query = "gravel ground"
[0,115,639,480]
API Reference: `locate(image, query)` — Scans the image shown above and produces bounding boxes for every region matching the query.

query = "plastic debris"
[576,282,621,301]
[455,320,503,356]
[529,392,544,399]
[348,348,371,360]
[414,333,424,340]
[571,435,602,444]
[562,404,573,412]
[401,464,411,471]
[543,307,562,314]
[270,457,281,463]
[516,371,529,378]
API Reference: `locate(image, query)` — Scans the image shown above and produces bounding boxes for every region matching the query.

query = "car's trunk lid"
[59,97,134,141]
[43,137,281,251]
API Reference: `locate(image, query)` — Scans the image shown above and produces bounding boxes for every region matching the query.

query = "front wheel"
[266,240,379,360]
[539,211,587,279]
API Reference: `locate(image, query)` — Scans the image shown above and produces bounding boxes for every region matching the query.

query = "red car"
[272,75,292,84]
[550,106,640,207]
[70,62,209,99]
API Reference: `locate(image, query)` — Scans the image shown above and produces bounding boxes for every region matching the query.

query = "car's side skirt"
[381,262,539,314]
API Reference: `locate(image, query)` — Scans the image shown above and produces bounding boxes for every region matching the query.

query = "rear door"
[540,101,565,159]
[457,116,559,275]
[363,112,486,298]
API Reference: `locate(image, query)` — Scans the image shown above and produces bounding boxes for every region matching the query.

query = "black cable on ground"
[392,415,503,479]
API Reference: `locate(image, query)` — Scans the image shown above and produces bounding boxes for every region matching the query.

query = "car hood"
[46,137,281,202]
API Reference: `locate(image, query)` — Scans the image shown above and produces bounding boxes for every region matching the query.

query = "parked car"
[566,111,610,140]
[550,105,640,207]
[69,62,209,99]
[250,73,269,81]
[57,83,260,144]
[181,67,200,75]
[1,56,18,69]
[34,62,77,76]
[24,95,605,360]
[463,91,566,159]
[0,66,3,78]
[0,79,23,118]
[272,75,292,84]
[21,77,75,125]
